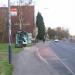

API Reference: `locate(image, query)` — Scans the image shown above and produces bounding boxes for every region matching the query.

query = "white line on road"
[54,53,75,75]
[36,43,75,75]
[36,47,60,75]
[36,48,48,64]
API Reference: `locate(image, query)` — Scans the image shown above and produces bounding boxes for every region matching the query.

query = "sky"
[35,0,75,35]
[0,0,75,35]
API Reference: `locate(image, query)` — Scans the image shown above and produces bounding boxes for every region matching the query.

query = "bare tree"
[17,0,32,30]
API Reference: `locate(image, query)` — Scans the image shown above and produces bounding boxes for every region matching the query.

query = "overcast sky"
[0,0,75,35]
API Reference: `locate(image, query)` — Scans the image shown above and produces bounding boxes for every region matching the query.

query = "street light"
[8,0,12,64]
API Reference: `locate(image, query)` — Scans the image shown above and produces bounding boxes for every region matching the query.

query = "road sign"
[10,8,17,16]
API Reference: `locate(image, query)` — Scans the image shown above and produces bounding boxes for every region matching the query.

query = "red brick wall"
[0,6,35,42]
[0,7,8,42]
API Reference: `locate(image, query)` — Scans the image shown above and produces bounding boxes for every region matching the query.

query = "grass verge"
[0,61,13,75]
[0,43,22,75]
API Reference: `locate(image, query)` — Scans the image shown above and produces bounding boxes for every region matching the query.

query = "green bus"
[15,31,28,47]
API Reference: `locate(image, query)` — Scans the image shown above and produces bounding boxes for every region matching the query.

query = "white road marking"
[37,46,75,75]
[54,53,75,75]
[36,48,48,64]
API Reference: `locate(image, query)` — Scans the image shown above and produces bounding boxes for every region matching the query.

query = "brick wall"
[0,6,36,42]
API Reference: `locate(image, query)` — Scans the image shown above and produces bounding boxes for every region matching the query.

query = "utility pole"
[19,0,23,30]
[8,0,12,64]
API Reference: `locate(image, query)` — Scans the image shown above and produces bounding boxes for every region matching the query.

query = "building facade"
[0,6,36,42]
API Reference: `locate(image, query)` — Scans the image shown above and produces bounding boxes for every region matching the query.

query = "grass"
[0,43,22,75]
[0,61,13,75]
[0,43,22,53]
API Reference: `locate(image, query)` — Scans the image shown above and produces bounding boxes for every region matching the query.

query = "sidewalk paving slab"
[12,43,59,75]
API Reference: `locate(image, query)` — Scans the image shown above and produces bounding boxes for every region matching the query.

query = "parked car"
[54,39,59,42]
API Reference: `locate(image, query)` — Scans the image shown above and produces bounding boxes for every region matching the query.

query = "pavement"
[12,41,60,75]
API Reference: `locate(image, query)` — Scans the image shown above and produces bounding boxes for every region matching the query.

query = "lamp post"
[8,0,12,64]
[19,0,23,30]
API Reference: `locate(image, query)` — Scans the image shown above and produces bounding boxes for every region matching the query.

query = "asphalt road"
[48,40,75,75]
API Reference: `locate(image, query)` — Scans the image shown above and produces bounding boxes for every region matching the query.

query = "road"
[48,40,75,75]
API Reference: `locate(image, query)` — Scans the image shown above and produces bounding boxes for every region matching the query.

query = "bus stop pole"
[8,0,12,64]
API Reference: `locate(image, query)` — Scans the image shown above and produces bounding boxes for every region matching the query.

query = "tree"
[16,0,32,30]
[36,12,45,40]
[47,27,56,39]
[55,27,70,39]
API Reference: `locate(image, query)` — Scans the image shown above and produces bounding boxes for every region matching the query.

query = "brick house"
[0,6,36,42]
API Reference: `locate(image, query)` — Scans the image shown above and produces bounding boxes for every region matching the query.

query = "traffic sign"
[10,8,17,16]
